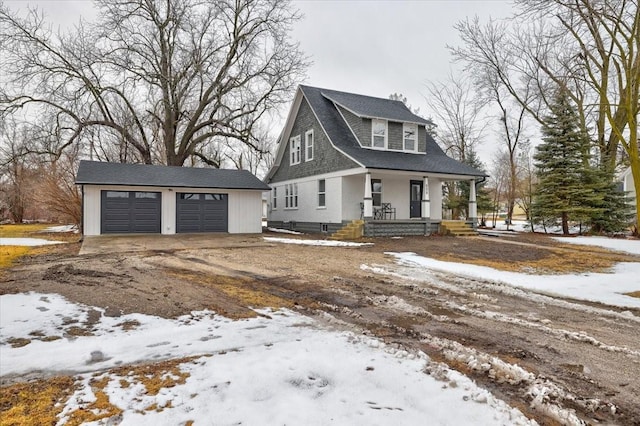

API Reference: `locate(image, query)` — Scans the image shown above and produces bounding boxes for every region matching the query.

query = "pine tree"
[532,90,600,235]
[584,165,634,234]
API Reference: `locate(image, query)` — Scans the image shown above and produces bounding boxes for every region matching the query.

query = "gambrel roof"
[267,85,487,180]
[320,88,432,125]
[307,86,485,177]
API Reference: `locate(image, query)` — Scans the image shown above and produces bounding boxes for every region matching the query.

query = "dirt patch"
[1,231,639,425]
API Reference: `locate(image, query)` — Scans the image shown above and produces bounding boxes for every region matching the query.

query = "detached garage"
[76,160,270,236]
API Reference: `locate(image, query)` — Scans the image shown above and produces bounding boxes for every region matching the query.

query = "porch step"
[329,220,364,241]
[439,220,477,236]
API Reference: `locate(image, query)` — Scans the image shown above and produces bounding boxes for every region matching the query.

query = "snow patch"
[0,237,64,246]
[1,292,534,425]
[266,227,304,235]
[264,237,373,247]
[551,236,640,255]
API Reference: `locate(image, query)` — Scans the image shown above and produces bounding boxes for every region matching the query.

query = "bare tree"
[489,78,530,229]
[42,151,82,226]
[0,121,31,223]
[452,0,640,229]
[0,0,307,168]
[424,74,487,162]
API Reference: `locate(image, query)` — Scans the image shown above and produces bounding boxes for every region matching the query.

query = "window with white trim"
[285,183,298,208]
[372,119,387,148]
[318,179,326,207]
[305,130,314,161]
[272,187,277,209]
[290,136,301,165]
[371,179,382,206]
[403,123,418,151]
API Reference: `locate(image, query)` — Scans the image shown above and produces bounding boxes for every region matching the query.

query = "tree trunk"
[630,154,640,235]
[562,211,569,235]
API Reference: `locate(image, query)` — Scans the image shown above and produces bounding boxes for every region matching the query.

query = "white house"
[76,161,270,236]
[265,85,487,236]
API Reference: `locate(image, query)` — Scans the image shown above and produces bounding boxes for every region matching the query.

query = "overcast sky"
[6,0,517,164]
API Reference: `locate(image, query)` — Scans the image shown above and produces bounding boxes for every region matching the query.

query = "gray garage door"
[101,190,161,234]
[176,193,228,233]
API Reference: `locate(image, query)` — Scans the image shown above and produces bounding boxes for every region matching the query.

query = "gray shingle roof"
[76,161,271,190]
[300,85,486,177]
[318,87,432,125]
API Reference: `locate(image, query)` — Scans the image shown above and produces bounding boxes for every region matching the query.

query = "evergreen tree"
[583,165,634,234]
[532,90,600,235]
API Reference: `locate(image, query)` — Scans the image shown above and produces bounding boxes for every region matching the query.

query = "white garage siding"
[82,184,263,235]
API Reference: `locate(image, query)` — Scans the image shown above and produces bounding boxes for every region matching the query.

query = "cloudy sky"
[6,0,517,163]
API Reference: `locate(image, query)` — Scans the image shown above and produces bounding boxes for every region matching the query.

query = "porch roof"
[301,85,487,178]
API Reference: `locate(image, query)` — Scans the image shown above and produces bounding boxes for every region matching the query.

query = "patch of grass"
[168,270,295,318]
[0,246,32,269]
[0,357,199,426]
[65,376,123,426]
[0,223,50,237]
[116,319,141,331]
[5,337,31,348]
[624,291,640,298]
[65,326,94,337]
[65,357,197,423]
[0,376,77,426]
[435,246,635,274]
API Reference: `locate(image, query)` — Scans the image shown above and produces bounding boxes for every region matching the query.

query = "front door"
[410,180,422,218]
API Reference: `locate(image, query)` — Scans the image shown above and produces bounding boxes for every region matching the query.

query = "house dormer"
[321,91,432,154]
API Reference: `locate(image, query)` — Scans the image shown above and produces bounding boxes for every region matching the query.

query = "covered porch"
[343,169,480,237]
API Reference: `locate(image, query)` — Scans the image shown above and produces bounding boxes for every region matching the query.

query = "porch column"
[469,179,477,222]
[363,172,373,219]
[429,178,442,220]
[421,176,430,219]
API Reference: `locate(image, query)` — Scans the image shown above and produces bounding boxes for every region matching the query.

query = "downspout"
[80,184,84,241]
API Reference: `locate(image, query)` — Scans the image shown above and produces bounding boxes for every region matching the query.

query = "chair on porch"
[379,203,396,220]
[361,202,396,220]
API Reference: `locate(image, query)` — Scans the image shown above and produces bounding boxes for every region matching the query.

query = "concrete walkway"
[79,233,271,255]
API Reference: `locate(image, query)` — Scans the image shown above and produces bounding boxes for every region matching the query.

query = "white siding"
[82,184,264,235]
[269,177,342,223]
[376,176,410,219]
[342,175,364,220]
[228,190,263,233]
[623,168,636,203]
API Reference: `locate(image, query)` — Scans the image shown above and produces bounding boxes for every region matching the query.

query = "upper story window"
[290,135,301,165]
[305,130,314,161]
[372,119,387,149]
[403,123,418,152]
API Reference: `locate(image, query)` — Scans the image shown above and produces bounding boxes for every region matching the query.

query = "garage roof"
[76,161,271,190]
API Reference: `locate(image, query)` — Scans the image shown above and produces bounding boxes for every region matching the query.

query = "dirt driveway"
[2,231,640,425]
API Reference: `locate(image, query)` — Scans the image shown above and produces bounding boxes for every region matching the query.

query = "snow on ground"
[551,236,640,255]
[266,227,304,235]
[388,252,640,309]
[264,236,372,247]
[0,292,534,425]
[0,237,63,246]
[40,224,78,233]
[484,220,586,235]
